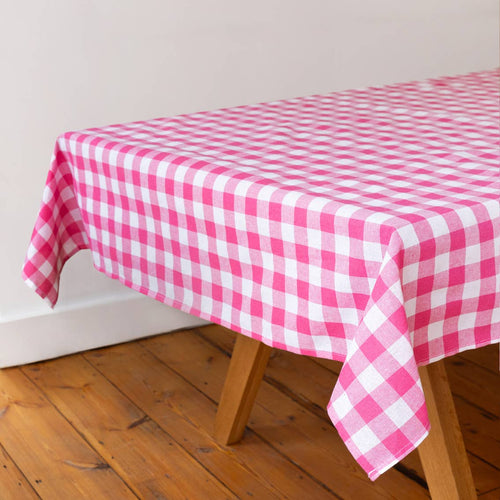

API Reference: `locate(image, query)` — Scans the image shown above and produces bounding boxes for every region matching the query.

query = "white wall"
[1,1,498,365]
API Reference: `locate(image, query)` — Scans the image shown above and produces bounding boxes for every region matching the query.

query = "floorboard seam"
[21,362,141,500]
[82,351,240,500]
[140,336,343,499]
[0,439,43,499]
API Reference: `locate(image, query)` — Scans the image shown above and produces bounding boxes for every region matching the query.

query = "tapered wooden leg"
[215,334,272,445]
[418,361,477,499]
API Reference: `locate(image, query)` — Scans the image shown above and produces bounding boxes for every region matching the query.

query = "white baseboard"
[0,296,209,368]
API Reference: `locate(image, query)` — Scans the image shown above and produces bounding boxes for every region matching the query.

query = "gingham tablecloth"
[23,70,500,479]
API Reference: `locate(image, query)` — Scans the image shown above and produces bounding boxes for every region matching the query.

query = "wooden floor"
[0,325,498,499]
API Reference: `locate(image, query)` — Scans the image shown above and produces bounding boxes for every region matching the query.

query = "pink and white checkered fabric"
[23,70,500,479]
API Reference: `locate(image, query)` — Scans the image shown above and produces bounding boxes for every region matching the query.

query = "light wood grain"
[0,444,39,500]
[23,355,234,500]
[418,361,477,500]
[0,325,497,499]
[85,341,334,500]
[0,368,135,500]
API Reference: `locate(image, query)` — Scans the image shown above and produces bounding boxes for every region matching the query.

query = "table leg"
[418,361,477,499]
[214,334,272,445]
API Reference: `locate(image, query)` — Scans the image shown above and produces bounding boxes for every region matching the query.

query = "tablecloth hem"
[21,273,56,309]
[87,262,350,362]
[367,426,430,481]
[415,337,500,369]
[22,243,90,309]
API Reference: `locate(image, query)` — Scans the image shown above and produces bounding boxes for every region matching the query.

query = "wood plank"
[215,334,272,445]
[142,329,430,499]
[3,327,494,499]
[312,357,342,375]
[445,356,500,417]
[22,354,235,500]
[0,444,39,500]
[445,356,500,416]
[417,362,477,500]
[479,487,500,499]
[458,344,499,374]
[199,324,500,494]
[0,367,135,500]
[84,340,335,500]
[445,352,500,471]
[447,394,500,468]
